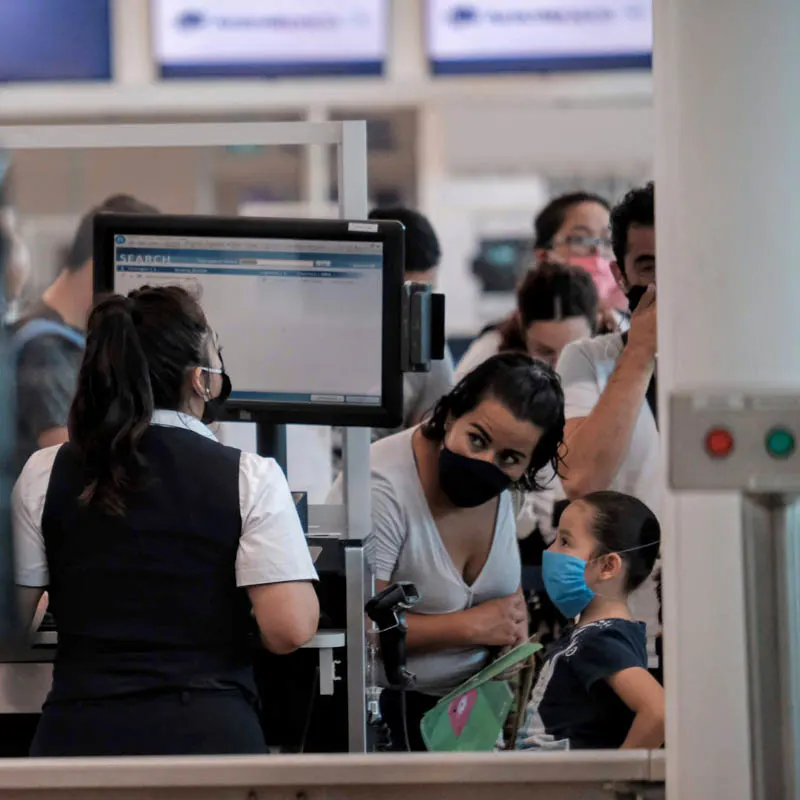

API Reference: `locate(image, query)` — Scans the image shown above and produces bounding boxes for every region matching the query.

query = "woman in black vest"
[12,286,319,757]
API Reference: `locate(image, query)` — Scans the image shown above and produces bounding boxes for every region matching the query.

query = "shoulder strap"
[621,331,658,430]
[11,319,86,362]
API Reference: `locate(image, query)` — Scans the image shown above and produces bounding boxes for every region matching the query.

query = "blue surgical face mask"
[542,551,595,619]
[542,540,660,619]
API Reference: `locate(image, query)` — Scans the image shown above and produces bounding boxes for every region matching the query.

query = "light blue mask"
[542,550,595,619]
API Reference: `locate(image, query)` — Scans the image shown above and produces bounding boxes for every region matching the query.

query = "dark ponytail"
[69,286,210,516]
[69,296,154,515]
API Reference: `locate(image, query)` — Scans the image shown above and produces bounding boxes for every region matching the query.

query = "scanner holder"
[401,282,446,374]
[365,581,420,689]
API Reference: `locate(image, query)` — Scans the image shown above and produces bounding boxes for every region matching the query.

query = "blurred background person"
[12,194,158,475]
[534,191,627,332]
[555,182,659,679]
[456,262,598,379]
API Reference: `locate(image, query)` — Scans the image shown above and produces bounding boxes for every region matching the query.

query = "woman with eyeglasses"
[534,191,626,329]
[12,285,319,756]
[457,193,625,382]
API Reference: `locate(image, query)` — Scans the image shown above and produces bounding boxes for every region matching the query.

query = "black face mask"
[438,446,512,508]
[626,284,648,314]
[201,352,233,424]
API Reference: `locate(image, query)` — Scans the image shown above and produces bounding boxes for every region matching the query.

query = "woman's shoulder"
[17,444,64,490]
[369,428,417,480]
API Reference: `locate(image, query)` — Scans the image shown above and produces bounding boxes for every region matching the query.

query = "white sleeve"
[365,474,408,583]
[556,340,601,421]
[12,447,60,588]
[236,452,319,588]
[454,332,501,382]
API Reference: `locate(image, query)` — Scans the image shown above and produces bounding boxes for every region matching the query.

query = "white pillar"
[655,1,800,798]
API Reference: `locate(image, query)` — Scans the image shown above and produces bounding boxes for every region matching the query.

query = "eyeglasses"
[554,234,614,258]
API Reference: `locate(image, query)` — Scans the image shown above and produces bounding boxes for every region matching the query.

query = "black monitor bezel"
[94,213,404,428]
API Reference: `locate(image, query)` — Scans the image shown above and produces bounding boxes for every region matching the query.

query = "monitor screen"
[95,215,403,427]
[427,0,652,75]
[0,0,111,83]
[153,0,389,79]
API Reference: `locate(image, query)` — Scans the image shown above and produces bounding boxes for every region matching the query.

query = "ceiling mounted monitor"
[0,0,111,83]
[153,0,389,79]
[427,0,652,75]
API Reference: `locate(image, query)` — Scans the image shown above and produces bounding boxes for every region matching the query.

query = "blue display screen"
[428,1,652,76]
[153,0,387,80]
[0,0,112,83]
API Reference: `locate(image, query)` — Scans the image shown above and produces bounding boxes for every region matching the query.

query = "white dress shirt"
[13,409,318,589]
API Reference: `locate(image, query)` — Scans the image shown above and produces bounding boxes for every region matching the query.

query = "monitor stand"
[256,421,288,476]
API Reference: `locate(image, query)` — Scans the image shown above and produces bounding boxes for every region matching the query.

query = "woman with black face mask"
[329,352,565,750]
[12,285,319,756]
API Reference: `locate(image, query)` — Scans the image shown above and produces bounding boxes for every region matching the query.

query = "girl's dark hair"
[421,352,565,491]
[534,191,610,251]
[497,263,599,351]
[581,490,661,593]
[68,285,211,516]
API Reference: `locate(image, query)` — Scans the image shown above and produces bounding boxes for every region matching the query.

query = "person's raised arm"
[607,667,665,749]
[558,289,656,499]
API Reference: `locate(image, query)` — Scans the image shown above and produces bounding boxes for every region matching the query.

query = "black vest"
[41,426,256,703]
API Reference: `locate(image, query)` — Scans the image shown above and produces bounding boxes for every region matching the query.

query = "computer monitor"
[94,214,404,428]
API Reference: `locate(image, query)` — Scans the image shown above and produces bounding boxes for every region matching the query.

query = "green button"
[766,428,796,459]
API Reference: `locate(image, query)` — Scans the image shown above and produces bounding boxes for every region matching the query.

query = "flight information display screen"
[153,0,389,78]
[0,0,112,83]
[112,233,385,408]
[427,0,652,75]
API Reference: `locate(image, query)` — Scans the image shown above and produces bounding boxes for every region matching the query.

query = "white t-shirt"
[329,427,521,696]
[556,334,662,657]
[556,333,662,515]
[13,410,319,589]
[454,330,503,382]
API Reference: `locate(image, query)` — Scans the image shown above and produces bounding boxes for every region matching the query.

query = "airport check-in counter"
[0,504,352,752]
[0,122,667,797]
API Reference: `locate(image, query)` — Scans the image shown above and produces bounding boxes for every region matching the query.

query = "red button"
[705,428,735,458]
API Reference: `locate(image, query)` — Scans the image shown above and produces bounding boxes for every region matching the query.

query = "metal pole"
[0,159,20,645]
[337,119,373,753]
[741,495,800,800]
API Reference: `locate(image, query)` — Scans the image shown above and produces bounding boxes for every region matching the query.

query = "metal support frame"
[0,118,374,752]
[0,751,665,799]
[742,496,800,799]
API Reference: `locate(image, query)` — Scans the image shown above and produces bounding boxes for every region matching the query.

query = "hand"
[466,592,528,648]
[627,285,657,359]
[597,305,621,334]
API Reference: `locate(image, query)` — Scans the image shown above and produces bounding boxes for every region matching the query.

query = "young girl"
[516,491,664,750]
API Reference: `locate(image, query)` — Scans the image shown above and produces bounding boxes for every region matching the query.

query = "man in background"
[555,183,660,679]
[556,183,657,508]
[13,194,158,474]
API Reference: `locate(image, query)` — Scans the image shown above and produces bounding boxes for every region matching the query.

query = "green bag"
[420,641,541,752]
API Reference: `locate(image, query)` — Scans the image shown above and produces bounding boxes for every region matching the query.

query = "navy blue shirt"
[517,619,647,750]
